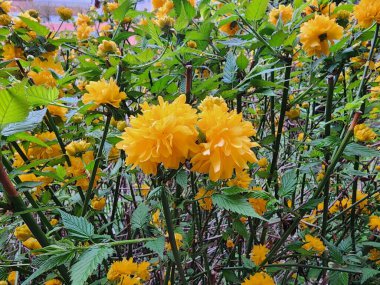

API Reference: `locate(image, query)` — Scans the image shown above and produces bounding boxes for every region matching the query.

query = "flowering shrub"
[0,0,379,284]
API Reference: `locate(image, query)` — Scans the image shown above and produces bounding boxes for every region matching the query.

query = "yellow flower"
[66,151,99,189]
[14,224,33,242]
[250,244,269,265]
[107,258,150,284]
[257,157,268,168]
[191,96,257,181]
[28,70,57,87]
[242,272,275,285]
[0,281,8,285]
[50,218,59,226]
[188,0,196,7]
[47,105,67,121]
[97,40,121,57]
[0,1,12,14]
[220,21,239,36]
[304,0,335,16]
[151,209,162,227]
[65,140,91,156]
[152,0,166,10]
[354,124,377,142]
[299,15,343,57]
[8,271,16,285]
[23,237,42,251]
[2,44,24,66]
[116,95,198,175]
[56,7,72,21]
[82,78,126,109]
[106,2,119,12]
[31,54,64,75]
[369,248,380,265]
[195,188,214,211]
[77,24,93,40]
[226,239,235,248]
[248,187,267,216]
[187,40,197,48]
[13,10,40,29]
[334,10,351,28]
[227,170,252,189]
[269,4,293,25]
[140,183,150,197]
[165,232,183,251]
[354,0,380,28]
[354,190,368,210]
[302,234,325,255]
[285,108,300,119]
[76,13,91,26]
[300,212,317,229]
[44,279,62,285]
[369,215,380,231]
[0,14,11,25]
[27,132,61,160]
[154,15,175,30]
[91,196,106,211]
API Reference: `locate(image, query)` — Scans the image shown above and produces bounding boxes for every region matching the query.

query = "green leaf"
[19,16,49,36]
[112,0,132,21]
[147,20,163,46]
[222,186,248,195]
[6,131,48,147]
[59,210,94,240]
[212,194,267,221]
[344,143,380,158]
[279,170,297,198]
[22,252,74,285]
[70,246,114,285]
[1,109,46,136]
[223,51,237,84]
[233,220,248,238]
[131,204,150,231]
[176,169,188,189]
[26,85,59,106]
[0,85,29,127]
[174,2,189,31]
[269,31,288,47]
[246,0,269,21]
[145,237,165,259]
[324,239,343,264]
[236,52,249,70]
[329,271,348,285]
[360,268,380,284]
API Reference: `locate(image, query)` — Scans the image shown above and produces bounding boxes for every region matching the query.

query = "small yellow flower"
[107,258,150,283]
[226,239,234,248]
[354,124,377,142]
[65,140,91,156]
[76,13,91,26]
[151,209,162,227]
[82,78,127,109]
[250,244,269,265]
[257,157,268,168]
[187,40,197,48]
[369,248,380,265]
[0,1,12,14]
[269,4,293,25]
[14,224,33,242]
[195,188,214,211]
[220,21,239,36]
[155,15,175,30]
[304,0,335,16]
[97,40,121,57]
[302,234,325,255]
[8,271,16,285]
[165,232,183,251]
[227,170,252,189]
[91,196,106,211]
[23,237,42,251]
[50,219,59,226]
[47,105,67,121]
[0,14,11,25]
[140,183,150,197]
[285,108,300,119]
[56,7,73,21]
[44,279,62,285]
[369,215,380,231]
[242,272,275,285]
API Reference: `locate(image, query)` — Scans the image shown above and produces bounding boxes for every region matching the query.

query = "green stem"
[160,188,186,284]
[350,159,359,253]
[82,114,111,216]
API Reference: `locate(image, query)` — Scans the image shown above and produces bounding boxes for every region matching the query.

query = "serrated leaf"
[236,52,249,70]
[232,220,248,238]
[70,246,114,285]
[59,210,94,240]
[212,194,267,221]
[279,170,297,198]
[246,0,269,21]
[1,109,47,136]
[344,143,380,158]
[329,271,348,285]
[360,268,380,284]
[324,239,343,264]
[22,252,74,285]
[145,237,165,259]
[0,85,29,127]
[131,204,150,231]
[222,186,248,195]
[7,131,48,147]
[19,16,49,36]
[223,51,237,84]
[26,85,59,106]
[112,0,132,21]
[176,169,188,190]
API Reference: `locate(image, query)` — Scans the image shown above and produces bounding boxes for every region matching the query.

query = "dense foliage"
[0,0,379,284]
